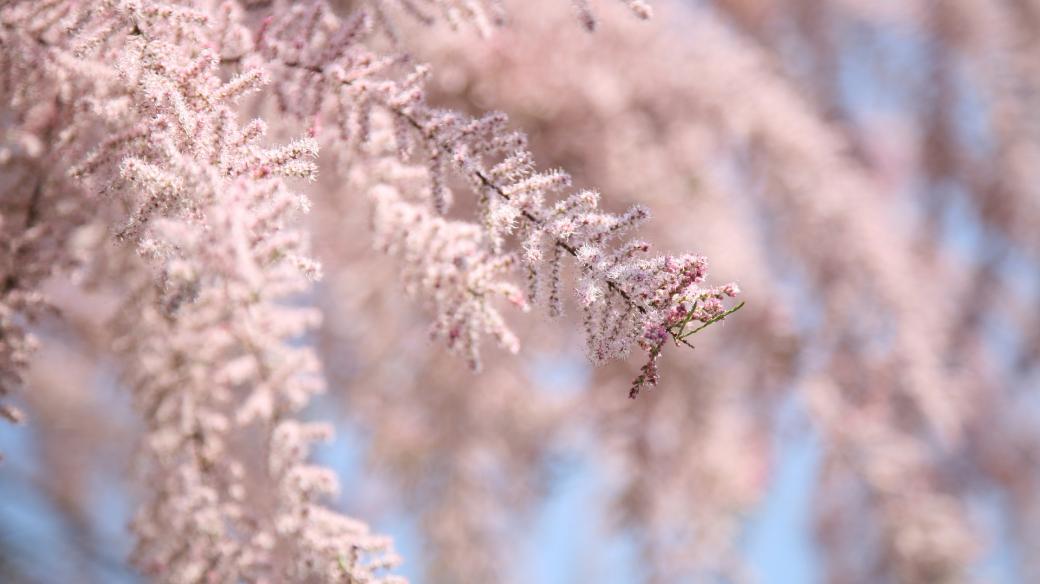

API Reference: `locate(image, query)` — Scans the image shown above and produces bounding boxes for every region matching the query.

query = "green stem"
[680,301,745,339]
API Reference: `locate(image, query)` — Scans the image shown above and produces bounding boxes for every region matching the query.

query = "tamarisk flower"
[370,183,528,371]
[258,2,741,393]
[3,1,405,581]
[0,6,97,427]
[396,109,742,395]
[1,0,743,580]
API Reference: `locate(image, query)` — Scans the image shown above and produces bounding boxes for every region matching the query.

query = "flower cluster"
[11,0,1038,583]
[370,183,528,370]
[256,0,740,393]
[3,0,403,581]
[0,0,746,582]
